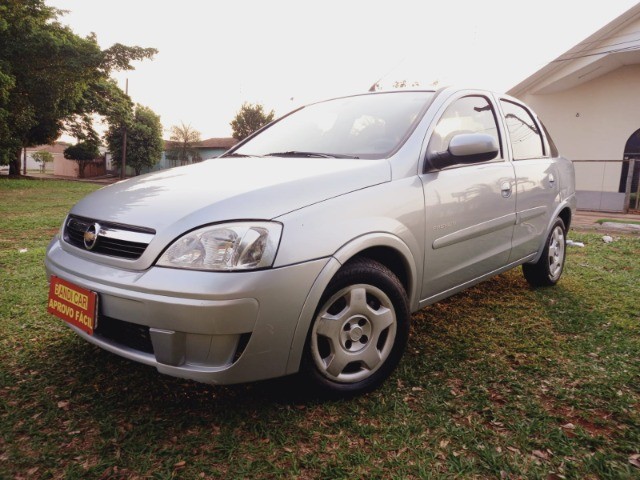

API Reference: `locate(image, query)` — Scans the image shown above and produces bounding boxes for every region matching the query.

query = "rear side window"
[427,95,502,161]
[541,122,559,157]
[500,100,544,160]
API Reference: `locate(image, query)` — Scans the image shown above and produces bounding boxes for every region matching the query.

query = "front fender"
[284,232,419,375]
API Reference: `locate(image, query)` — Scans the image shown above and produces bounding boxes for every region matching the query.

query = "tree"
[230,102,275,141]
[63,141,100,178]
[31,150,54,173]
[0,0,157,176]
[166,123,201,166]
[105,105,163,176]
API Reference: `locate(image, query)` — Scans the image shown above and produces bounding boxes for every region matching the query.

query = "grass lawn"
[1,178,639,479]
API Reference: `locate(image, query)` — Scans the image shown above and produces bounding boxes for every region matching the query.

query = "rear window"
[500,100,545,160]
[541,122,559,157]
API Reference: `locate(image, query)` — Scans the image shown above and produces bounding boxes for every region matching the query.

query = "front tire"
[301,257,410,397]
[523,217,567,287]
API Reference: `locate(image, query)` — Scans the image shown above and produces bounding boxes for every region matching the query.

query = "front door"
[420,94,516,301]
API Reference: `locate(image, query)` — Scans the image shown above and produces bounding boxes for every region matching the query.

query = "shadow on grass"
[27,265,637,444]
[48,270,539,414]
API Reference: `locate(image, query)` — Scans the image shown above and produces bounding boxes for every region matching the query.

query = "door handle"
[501,182,512,198]
[549,173,555,186]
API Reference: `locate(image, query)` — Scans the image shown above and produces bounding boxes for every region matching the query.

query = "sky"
[47,0,639,141]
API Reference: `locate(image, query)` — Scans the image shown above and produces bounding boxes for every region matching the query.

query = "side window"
[427,95,502,162]
[541,122,559,157]
[500,100,545,160]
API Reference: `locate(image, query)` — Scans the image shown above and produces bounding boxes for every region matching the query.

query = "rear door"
[498,99,561,262]
[419,94,516,301]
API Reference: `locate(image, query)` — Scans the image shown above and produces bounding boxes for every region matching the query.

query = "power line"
[553,42,640,62]
[561,30,640,50]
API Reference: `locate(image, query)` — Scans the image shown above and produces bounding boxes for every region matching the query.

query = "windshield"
[230,91,434,159]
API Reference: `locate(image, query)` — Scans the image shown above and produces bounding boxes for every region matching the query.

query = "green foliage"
[63,141,100,178]
[0,0,157,174]
[165,122,201,166]
[105,104,164,175]
[31,150,54,173]
[596,218,640,226]
[230,102,275,141]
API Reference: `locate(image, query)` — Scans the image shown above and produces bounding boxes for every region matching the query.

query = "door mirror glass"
[428,133,499,170]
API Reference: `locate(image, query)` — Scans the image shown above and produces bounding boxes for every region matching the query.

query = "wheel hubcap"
[548,226,565,280]
[342,316,371,352]
[311,284,397,383]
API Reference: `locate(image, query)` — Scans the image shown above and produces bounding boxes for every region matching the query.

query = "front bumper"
[45,237,329,384]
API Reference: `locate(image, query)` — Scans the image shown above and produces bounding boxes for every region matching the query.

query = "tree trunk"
[8,148,21,176]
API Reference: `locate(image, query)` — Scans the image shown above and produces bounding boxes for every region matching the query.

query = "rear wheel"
[301,257,410,396]
[522,217,566,287]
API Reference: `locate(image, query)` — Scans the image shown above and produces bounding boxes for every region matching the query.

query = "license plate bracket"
[47,276,98,335]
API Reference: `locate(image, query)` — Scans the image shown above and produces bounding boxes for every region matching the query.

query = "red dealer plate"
[47,276,98,335]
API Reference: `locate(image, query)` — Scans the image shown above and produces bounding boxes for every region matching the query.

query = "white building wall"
[519,64,640,211]
[24,150,60,172]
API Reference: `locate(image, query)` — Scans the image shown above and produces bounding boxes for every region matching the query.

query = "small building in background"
[23,142,68,173]
[162,137,238,168]
[24,142,107,178]
[111,137,238,176]
[508,3,640,212]
[54,148,107,178]
[193,137,239,160]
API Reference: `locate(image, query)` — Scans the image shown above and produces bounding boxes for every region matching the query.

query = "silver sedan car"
[45,88,576,396]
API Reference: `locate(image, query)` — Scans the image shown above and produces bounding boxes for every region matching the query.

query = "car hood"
[71,156,391,233]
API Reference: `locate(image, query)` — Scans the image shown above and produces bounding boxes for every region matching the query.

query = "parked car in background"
[46,88,576,396]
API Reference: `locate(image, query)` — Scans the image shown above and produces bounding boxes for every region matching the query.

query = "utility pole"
[22,147,27,175]
[120,78,128,179]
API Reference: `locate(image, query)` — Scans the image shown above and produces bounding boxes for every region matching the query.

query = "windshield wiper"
[264,151,359,159]
[223,152,252,158]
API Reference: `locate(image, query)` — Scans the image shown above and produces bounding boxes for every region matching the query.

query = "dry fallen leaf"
[174,461,186,468]
[57,400,69,409]
[561,423,575,430]
[439,439,450,449]
[629,454,640,469]
[532,450,549,460]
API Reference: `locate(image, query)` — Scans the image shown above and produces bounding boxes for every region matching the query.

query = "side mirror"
[427,133,499,170]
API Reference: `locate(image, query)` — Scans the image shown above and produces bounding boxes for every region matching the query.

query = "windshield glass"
[231,91,434,159]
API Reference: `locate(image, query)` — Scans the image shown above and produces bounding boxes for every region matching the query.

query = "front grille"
[64,215,155,260]
[95,315,154,354]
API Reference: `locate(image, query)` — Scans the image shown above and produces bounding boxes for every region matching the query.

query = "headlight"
[157,222,282,271]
